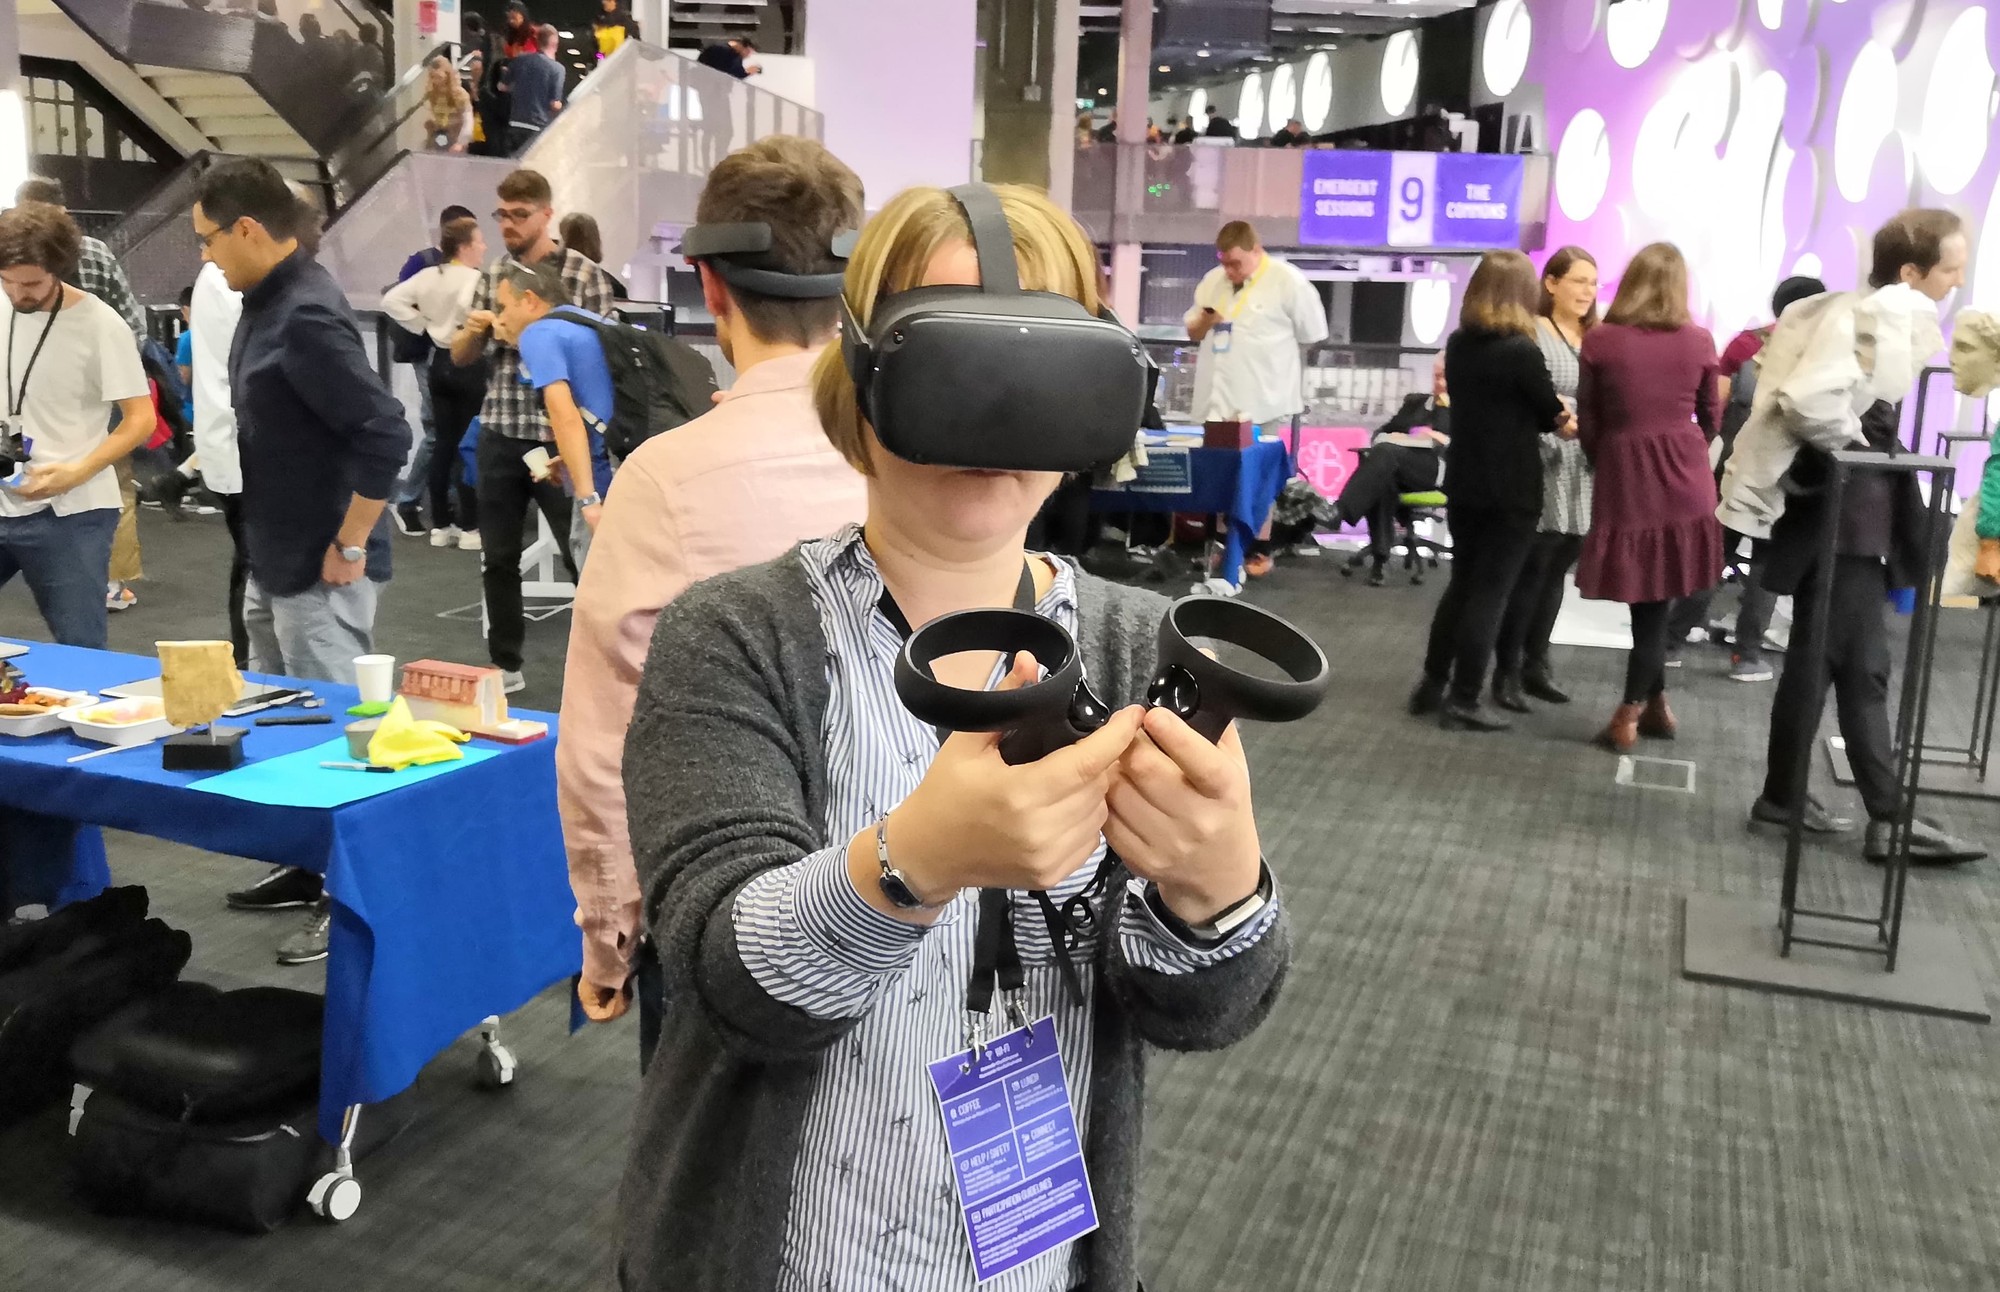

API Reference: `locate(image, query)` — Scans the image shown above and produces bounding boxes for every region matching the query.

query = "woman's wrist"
[1154,848,1263,925]
[845,809,957,925]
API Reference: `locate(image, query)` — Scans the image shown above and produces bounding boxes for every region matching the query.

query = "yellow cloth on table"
[367,696,470,770]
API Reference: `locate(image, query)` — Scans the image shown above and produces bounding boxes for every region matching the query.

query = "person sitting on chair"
[1336,359,1450,584]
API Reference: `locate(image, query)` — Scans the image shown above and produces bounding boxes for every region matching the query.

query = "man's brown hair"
[1604,241,1691,331]
[1869,208,1964,289]
[694,135,864,346]
[0,202,82,277]
[15,178,64,208]
[1216,220,1258,253]
[1458,249,1540,338]
[440,216,482,260]
[497,169,553,207]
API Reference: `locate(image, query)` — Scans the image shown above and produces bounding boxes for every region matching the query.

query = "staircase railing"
[101,150,241,305]
[49,0,400,160]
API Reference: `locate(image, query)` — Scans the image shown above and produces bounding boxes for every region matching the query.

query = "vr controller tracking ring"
[893,608,1082,734]
[1151,597,1332,741]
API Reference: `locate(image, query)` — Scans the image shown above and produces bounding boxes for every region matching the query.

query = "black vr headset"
[840,183,1154,473]
[674,222,859,299]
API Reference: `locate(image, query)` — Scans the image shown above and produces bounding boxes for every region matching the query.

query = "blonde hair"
[811,183,1103,475]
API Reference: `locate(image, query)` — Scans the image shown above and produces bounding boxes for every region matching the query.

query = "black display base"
[161,725,246,772]
[1825,735,2000,801]
[1680,893,1990,1023]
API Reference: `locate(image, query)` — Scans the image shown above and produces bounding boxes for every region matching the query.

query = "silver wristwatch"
[338,543,367,563]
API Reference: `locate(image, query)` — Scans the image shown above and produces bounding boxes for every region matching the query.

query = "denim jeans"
[243,576,381,684]
[0,506,120,648]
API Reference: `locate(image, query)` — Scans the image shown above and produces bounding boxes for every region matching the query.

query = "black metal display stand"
[1681,450,1990,1022]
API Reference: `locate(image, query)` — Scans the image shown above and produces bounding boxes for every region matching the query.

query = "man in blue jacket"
[193,160,411,956]
[192,159,409,684]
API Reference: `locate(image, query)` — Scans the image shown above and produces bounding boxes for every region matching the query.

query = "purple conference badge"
[927,1016,1099,1283]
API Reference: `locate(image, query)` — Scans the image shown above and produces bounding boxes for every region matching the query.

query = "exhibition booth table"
[1091,433,1291,586]
[0,639,578,1144]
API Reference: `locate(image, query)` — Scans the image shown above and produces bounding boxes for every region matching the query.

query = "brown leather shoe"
[1638,692,1677,739]
[1596,702,1643,752]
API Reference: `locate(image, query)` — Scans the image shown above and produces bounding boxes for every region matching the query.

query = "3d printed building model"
[397,660,546,743]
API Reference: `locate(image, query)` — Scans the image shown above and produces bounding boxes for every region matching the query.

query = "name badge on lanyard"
[927,1016,1100,1282]
[1211,320,1234,354]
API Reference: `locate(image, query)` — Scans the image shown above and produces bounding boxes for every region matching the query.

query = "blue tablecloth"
[0,641,579,1141]
[1088,437,1291,586]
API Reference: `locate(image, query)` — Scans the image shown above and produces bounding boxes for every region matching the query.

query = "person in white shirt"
[0,203,154,648]
[183,260,249,661]
[382,216,487,548]
[1183,220,1329,578]
[1184,221,1329,430]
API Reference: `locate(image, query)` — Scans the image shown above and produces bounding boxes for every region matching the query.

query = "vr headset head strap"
[677,221,857,300]
[946,183,1020,297]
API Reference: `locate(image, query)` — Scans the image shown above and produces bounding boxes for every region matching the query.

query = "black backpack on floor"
[0,916,191,1125]
[71,982,325,1123]
[547,306,718,463]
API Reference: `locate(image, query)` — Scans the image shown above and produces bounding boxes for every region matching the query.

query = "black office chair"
[1341,487,1451,584]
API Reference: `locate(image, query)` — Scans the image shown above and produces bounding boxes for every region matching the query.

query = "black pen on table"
[319,761,395,774]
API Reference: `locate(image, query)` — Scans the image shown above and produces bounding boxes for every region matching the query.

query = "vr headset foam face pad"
[853,290,1150,473]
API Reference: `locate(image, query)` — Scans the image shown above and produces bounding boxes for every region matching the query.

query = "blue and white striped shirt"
[734,525,1280,1292]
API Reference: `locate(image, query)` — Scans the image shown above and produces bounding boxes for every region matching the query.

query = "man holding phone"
[1184,220,1328,579]
[0,202,154,648]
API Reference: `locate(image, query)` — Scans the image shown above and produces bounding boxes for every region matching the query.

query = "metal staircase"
[133,66,320,186]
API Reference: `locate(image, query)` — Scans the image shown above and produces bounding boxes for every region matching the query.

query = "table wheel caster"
[308,1172,362,1222]
[475,1042,517,1089]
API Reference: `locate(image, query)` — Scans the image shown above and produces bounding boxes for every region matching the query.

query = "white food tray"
[0,689,95,737]
[60,701,184,747]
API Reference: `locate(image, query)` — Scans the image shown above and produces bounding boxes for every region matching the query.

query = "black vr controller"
[894,595,1331,762]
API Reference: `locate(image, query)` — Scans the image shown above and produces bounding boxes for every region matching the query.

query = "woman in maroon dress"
[1574,243,1720,751]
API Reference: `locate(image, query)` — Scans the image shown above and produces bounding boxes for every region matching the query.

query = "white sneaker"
[429,526,461,548]
[1191,576,1242,597]
[1287,541,1322,558]
[456,530,483,552]
[501,670,526,694]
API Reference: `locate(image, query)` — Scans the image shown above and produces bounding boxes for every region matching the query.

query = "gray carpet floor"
[4,510,2000,1291]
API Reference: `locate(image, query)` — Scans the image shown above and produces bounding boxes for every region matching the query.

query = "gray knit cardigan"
[614,549,1291,1291]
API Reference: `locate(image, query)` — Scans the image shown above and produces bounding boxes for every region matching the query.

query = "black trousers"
[1624,601,1671,704]
[218,492,250,669]
[1495,530,1583,677]
[1762,555,1899,820]
[1665,529,1778,658]
[476,434,578,672]
[1422,506,1538,704]
[427,352,484,531]
[1339,444,1440,562]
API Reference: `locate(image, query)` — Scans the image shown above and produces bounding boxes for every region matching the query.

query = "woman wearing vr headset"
[614,183,1289,1292]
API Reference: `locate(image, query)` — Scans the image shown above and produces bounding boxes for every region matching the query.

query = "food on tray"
[71,697,167,726]
[0,691,73,716]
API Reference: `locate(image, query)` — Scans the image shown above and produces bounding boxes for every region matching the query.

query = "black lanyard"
[6,303,61,421]
[877,563,1071,1032]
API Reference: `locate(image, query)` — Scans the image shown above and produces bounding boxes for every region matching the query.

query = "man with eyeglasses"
[450,168,613,694]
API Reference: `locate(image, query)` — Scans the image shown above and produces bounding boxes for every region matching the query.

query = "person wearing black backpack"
[492,265,616,569]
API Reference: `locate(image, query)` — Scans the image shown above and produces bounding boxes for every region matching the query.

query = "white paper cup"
[522,446,553,481]
[354,654,396,705]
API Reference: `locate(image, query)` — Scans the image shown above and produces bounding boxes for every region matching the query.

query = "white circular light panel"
[1268,63,1298,134]
[1482,0,1532,100]
[1301,53,1334,131]
[1381,31,1420,117]
[1833,41,1898,202]
[1554,108,1612,220]
[1238,72,1265,141]
[1606,0,1670,70]
[1916,8,1995,196]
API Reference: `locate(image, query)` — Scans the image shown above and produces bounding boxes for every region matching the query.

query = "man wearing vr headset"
[559,136,867,1058]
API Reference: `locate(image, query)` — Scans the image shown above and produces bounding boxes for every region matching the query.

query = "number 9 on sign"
[1387,153,1436,247]
[1399,175,1425,221]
